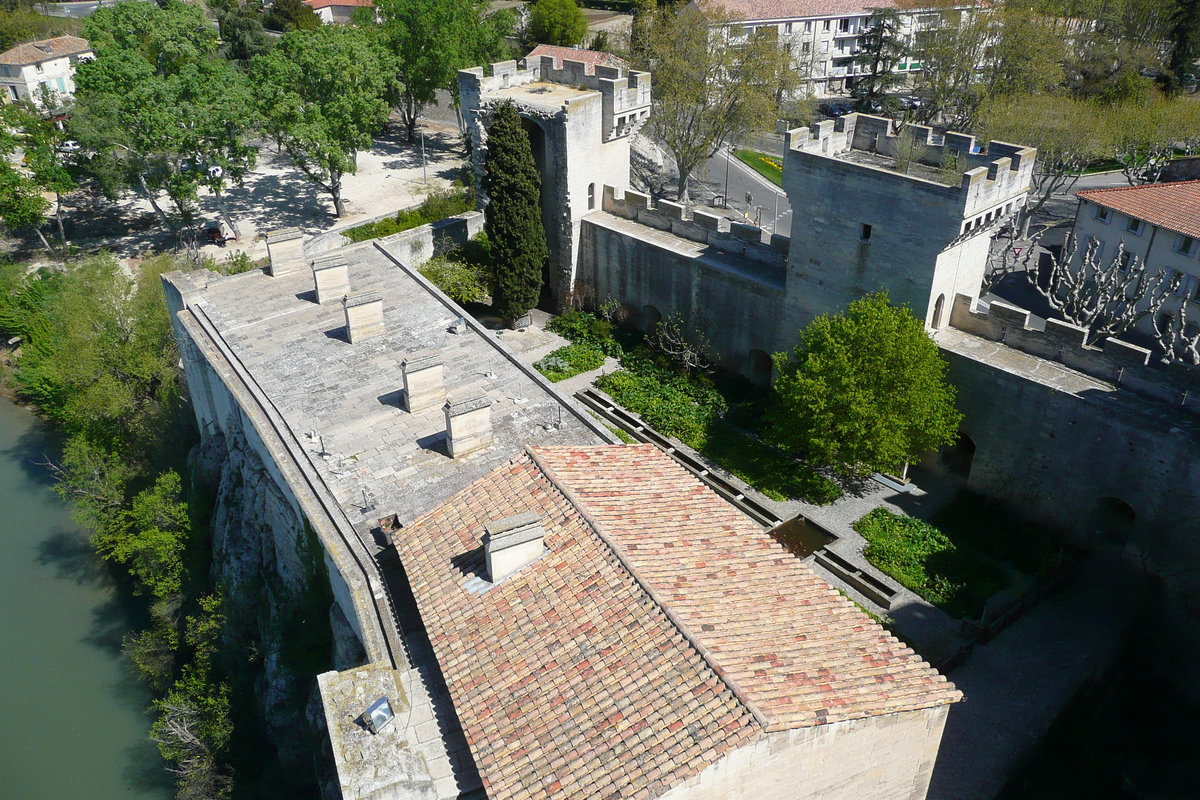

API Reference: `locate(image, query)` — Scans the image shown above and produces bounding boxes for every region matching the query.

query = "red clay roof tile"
[1077,181,1200,240]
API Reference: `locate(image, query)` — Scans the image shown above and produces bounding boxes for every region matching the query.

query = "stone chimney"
[312,254,350,304]
[266,228,304,276]
[484,511,546,582]
[343,290,384,343]
[401,354,445,413]
[444,395,492,458]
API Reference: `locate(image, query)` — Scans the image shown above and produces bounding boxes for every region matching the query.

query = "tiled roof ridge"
[524,444,772,732]
[1077,180,1199,197]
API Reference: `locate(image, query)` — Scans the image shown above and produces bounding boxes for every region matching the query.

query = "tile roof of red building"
[0,35,90,66]
[525,44,627,70]
[302,0,373,8]
[1077,181,1200,240]
[698,0,904,22]
[393,444,960,800]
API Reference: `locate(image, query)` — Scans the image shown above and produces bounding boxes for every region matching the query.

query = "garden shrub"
[534,343,606,382]
[344,185,475,243]
[546,309,623,357]
[419,256,490,304]
[854,508,1007,619]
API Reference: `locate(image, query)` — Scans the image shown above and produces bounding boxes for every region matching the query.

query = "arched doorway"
[641,305,662,333]
[1091,496,1136,545]
[748,349,773,385]
[940,431,976,481]
[932,293,946,329]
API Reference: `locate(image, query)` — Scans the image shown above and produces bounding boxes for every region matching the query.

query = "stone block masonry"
[401,354,445,414]
[343,290,384,343]
[313,254,351,304]
[949,293,1200,413]
[267,227,304,276]
[444,395,492,458]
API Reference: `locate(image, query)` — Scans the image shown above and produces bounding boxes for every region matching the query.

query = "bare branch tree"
[1153,300,1200,364]
[1035,236,1177,346]
[650,312,714,375]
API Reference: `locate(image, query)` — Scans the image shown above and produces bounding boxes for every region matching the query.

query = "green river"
[0,398,171,800]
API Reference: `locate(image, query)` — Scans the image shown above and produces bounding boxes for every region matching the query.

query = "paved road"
[695,147,793,236]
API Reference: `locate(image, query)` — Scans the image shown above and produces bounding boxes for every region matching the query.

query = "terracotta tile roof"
[395,444,959,800]
[1077,181,1200,240]
[698,0,901,22]
[0,36,90,66]
[525,44,627,70]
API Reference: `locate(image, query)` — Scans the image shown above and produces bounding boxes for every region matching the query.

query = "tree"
[978,94,1112,236]
[371,0,513,144]
[766,292,962,478]
[528,0,587,47]
[72,1,258,241]
[483,100,546,321]
[1033,235,1177,345]
[853,9,908,109]
[252,26,389,217]
[217,3,274,65]
[982,5,1067,98]
[1106,97,1200,185]
[263,0,320,33]
[635,4,793,201]
[1168,0,1200,90]
[910,9,989,128]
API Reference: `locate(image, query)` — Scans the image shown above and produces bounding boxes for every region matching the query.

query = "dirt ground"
[29,118,466,267]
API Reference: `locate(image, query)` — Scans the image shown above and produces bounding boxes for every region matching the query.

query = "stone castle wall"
[950,293,1200,414]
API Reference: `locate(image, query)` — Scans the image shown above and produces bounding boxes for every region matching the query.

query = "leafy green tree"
[0,8,82,52]
[484,100,546,321]
[982,5,1066,97]
[1168,0,1200,90]
[853,9,908,109]
[528,0,587,47]
[252,26,389,217]
[978,94,1112,236]
[20,106,75,248]
[910,10,989,128]
[72,1,258,239]
[96,470,189,599]
[370,0,513,144]
[766,292,962,478]
[263,0,320,33]
[634,4,794,200]
[218,3,274,65]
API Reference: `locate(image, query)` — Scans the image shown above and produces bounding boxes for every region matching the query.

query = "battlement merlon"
[785,113,1037,221]
[457,56,651,142]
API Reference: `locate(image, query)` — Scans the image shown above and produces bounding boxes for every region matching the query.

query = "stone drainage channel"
[573,387,899,610]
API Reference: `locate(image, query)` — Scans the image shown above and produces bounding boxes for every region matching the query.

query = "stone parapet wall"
[600,185,788,269]
[949,293,1200,414]
[785,114,1036,219]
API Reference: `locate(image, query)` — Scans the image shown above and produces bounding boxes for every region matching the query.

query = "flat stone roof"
[486,81,596,112]
[172,239,610,534]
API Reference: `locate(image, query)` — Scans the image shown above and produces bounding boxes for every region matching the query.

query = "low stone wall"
[950,293,1200,414]
[600,185,789,269]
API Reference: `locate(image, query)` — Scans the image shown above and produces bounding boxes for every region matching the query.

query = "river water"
[0,399,171,800]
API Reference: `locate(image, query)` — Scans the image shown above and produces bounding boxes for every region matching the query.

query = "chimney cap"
[402,353,443,372]
[444,394,491,415]
[484,510,542,541]
[483,511,546,582]
[343,289,381,308]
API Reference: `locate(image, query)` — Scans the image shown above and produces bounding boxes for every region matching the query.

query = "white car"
[56,140,81,153]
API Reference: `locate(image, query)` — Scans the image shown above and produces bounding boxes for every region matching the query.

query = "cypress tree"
[483,100,547,322]
[1168,0,1200,91]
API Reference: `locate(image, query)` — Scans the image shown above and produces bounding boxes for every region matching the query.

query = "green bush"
[700,421,841,504]
[854,508,1007,619]
[534,343,607,382]
[419,256,490,304]
[344,185,475,243]
[546,309,623,357]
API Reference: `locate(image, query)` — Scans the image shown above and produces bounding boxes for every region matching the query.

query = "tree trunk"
[404,96,419,145]
[137,174,178,235]
[34,227,57,257]
[214,187,240,239]
[329,172,346,217]
[53,190,66,247]
[675,170,690,203]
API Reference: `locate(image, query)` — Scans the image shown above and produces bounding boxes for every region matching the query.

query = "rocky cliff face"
[192,426,365,796]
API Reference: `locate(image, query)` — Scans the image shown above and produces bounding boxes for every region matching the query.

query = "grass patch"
[1082,158,1124,175]
[534,343,607,382]
[854,508,1008,619]
[344,185,474,243]
[700,420,841,504]
[734,149,784,187]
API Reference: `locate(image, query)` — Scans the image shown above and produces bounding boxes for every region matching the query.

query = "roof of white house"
[697,0,918,22]
[0,35,91,67]
[1077,181,1200,240]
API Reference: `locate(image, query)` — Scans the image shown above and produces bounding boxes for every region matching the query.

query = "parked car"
[818,101,855,118]
[899,96,924,110]
[56,140,81,153]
